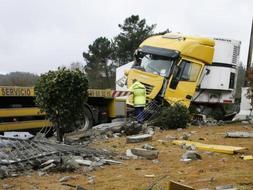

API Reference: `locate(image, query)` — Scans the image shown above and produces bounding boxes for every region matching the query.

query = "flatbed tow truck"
[0,86,126,133]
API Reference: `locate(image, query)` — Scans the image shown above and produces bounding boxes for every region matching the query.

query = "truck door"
[164,59,204,107]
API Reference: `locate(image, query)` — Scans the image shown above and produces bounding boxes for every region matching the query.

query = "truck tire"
[80,106,93,131]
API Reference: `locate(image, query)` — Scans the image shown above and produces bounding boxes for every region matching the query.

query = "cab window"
[180,61,202,82]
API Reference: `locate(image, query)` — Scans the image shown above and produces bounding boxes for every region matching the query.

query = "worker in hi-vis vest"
[129,79,146,123]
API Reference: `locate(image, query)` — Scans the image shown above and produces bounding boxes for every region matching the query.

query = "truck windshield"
[139,54,174,77]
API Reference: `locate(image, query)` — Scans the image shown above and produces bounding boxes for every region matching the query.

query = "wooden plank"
[172,140,247,154]
[0,120,52,131]
[0,107,45,117]
[169,181,194,190]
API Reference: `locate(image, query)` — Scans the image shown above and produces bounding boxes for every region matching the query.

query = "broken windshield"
[139,54,175,77]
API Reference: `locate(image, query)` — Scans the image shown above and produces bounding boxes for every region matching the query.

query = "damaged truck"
[117,33,241,120]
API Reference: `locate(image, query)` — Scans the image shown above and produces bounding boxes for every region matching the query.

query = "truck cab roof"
[139,33,215,64]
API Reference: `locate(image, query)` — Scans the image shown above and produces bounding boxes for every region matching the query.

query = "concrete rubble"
[225,131,253,138]
[0,134,121,179]
[181,151,202,161]
[126,134,153,143]
[130,148,159,160]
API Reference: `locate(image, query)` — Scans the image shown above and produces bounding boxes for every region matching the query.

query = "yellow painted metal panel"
[127,69,164,99]
[108,99,116,118]
[0,120,52,131]
[172,140,246,154]
[0,107,45,117]
[88,89,112,98]
[0,86,35,97]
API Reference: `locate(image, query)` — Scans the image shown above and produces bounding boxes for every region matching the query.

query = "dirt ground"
[1,124,253,190]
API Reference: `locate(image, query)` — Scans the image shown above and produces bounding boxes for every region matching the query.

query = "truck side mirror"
[169,66,180,89]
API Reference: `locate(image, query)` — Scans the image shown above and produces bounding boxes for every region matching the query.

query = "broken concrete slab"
[126,134,152,143]
[172,140,247,154]
[131,148,159,160]
[126,149,138,159]
[92,121,125,133]
[215,184,237,190]
[101,159,123,165]
[182,151,201,160]
[75,159,93,166]
[142,144,156,150]
[124,122,142,135]
[225,131,253,138]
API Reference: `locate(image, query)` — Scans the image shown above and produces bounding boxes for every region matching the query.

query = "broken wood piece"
[168,180,194,190]
[130,148,158,160]
[145,174,155,178]
[240,155,253,160]
[40,163,56,171]
[101,159,123,164]
[172,140,246,154]
[41,159,55,166]
[59,176,75,182]
[75,159,93,166]
[126,134,152,143]
[225,131,253,138]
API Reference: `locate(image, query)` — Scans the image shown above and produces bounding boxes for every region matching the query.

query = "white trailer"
[193,38,241,104]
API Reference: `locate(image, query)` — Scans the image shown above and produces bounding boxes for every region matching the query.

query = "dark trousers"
[135,106,144,123]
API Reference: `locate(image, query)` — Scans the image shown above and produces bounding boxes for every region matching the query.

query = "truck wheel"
[80,106,93,131]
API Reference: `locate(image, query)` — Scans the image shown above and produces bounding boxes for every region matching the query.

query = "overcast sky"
[0,0,252,74]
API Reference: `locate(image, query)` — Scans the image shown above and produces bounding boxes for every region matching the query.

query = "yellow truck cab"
[126,33,215,107]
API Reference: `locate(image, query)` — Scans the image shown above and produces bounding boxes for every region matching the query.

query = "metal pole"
[247,18,253,70]
[245,18,253,86]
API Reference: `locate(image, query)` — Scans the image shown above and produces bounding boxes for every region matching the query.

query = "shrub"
[151,103,190,129]
[35,67,89,136]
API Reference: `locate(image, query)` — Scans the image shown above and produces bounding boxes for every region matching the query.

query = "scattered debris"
[225,131,253,138]
[145,174,155,178]
[240,155,253,160]
[74,159,92,166]
[181,151,201,161]
[142,144,156,150]
[172,140,247,154]
[125,149,138,159]
[169,180,194,190]
[41,163,56,171]
[0,135,117,178]
[76,185,87,190]
[130,148,159,160]
[59,176,75,183]
[215,184,237,190]
[126,134,152,143]
[87,176,95,184]
[92,121,125,133]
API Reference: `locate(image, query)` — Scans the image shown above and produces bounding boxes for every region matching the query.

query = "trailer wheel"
[80,106,93,131]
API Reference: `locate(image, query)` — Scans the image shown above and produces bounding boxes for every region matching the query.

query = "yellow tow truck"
[0,86,121,133]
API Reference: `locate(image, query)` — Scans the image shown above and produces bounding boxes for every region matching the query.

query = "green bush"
[151,103,190,129]
[35,67,88,133]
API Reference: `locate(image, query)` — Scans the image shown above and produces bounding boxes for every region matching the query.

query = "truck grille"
[141,83,154,95]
